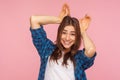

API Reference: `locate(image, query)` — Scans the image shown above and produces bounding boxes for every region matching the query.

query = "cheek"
[71,36,76,41]
[61,34,65,39]
[71,36,76,44]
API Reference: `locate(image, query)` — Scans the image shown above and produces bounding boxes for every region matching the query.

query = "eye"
[71,34,75,35]
[70,33,75,36]
[71,34,75,36]
[62,31,67,34]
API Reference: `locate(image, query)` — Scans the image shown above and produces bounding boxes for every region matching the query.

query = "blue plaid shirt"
[30,26,96,80]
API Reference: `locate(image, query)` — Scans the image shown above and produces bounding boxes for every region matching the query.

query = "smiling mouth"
[63,41,73,45]
[64,42,70,45]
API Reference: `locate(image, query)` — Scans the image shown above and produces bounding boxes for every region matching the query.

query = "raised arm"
[79,15,96,58]
[30,3,70,29]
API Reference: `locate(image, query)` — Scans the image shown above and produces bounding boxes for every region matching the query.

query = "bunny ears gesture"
[59,3,91,33]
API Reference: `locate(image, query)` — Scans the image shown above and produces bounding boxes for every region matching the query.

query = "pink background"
[0,0,120,80]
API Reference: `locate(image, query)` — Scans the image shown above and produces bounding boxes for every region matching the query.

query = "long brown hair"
[50,16,81,67]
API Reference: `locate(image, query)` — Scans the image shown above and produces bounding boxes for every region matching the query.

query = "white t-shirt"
[44,56,75,80]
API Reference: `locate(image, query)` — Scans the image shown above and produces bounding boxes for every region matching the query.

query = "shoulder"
[74,49,84,58]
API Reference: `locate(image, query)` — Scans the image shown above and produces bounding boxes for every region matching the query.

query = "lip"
[61,38,75,49]
[64,42,70,45]
[63,40,71,44]
[62,40,73,46]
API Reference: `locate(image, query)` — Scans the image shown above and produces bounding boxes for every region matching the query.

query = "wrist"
[56,17,62,24]
[81,31,87,38]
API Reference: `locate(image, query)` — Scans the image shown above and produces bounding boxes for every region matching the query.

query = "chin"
[63,45,72,49]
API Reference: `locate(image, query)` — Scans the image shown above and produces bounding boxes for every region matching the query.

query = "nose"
[65,34,70,41]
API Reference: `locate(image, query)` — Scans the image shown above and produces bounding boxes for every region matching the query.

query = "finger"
[85,14,91,20]
[63,3,70,16]
[61,4,66,11]
[65,7,70,16]
[79,19,83,24]
[63,3,68,10]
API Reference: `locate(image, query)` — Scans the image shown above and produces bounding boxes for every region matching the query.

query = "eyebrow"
[63,30,75,33]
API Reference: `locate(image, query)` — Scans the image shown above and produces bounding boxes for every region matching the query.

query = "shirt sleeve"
[30,25,55,58]
[77,49,97,70]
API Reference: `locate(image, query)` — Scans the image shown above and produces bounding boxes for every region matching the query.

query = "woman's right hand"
[58,3,70,23]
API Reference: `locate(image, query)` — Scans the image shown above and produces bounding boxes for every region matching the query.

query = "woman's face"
[61,25,76,50]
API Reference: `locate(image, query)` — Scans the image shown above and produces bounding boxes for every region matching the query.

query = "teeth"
[64,42,70,45]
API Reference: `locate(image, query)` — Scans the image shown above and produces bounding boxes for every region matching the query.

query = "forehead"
[63,25,75,31]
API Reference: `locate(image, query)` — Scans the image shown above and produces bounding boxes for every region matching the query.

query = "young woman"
[30,4,96,80]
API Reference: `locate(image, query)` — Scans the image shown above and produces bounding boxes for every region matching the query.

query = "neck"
[63,48,70,54]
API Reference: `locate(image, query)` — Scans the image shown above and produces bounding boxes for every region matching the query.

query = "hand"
[58,3,70,22]
[79,14,91,34]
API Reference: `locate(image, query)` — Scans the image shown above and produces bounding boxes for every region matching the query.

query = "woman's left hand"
[79,15,91,34]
